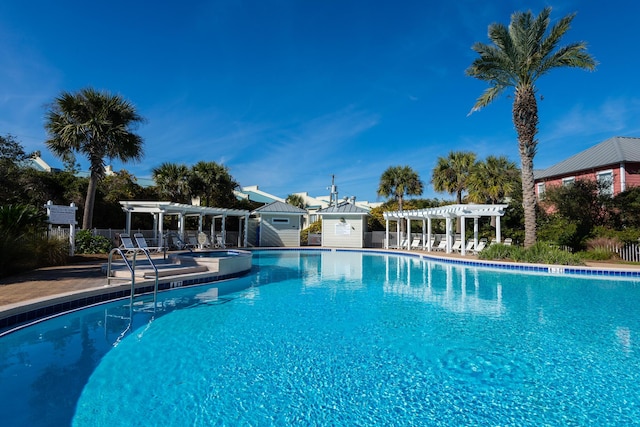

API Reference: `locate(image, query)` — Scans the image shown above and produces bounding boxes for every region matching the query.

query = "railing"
[107,247,159,305]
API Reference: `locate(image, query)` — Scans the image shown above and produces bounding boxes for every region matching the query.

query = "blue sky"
[1,0,639,202]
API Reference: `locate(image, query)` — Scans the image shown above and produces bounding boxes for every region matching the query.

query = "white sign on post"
[45,201,78,256]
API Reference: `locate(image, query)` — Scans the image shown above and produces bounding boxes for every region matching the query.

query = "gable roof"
[535,136,640,180]
[252,200,306,215]
[317,202,369,215]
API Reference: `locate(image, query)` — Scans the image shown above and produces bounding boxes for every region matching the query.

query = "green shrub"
[75,229,113,254]
[479,242,584,266]
[34,236,70,266]
[301,220,322,246]
[578,248,618,261]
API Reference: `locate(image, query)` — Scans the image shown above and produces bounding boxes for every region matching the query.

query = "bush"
[301,220,322,246]
[577,248,618,261]
[479,242,584,265]
[34,236,70,266]
[75,229,113,254]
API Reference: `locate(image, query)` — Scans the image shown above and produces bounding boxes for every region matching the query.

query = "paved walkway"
[0,262,107,306]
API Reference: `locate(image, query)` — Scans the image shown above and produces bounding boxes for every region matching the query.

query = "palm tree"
[466,7,596,247]
[467,155,520,204]
[189,161,239,207]
[45,88,144,229]
[377,165,424,212]
[377,166,423,236]
[286,194,306,209]
[151,162,191,203]
[431,151,476,203]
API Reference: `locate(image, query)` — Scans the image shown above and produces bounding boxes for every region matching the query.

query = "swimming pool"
[2,250,640,426]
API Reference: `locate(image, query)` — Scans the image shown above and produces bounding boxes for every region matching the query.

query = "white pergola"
[119,201,250,248]
[382,204,509,255]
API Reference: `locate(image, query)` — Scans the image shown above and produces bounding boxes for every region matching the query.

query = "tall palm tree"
[377,165,424,212]
[431,151,476,203]
[467,155,520,204]
[189,161,239,207]
[45,88,144,229]
[152,162,191,203]
[466,7,596,247]
[378,165,423,236]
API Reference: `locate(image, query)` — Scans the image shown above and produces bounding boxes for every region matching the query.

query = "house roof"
[252,200,306,215]
[317,202,369,215]
[535,136,640,180]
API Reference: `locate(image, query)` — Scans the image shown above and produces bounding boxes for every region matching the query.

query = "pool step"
[108,263,209,279]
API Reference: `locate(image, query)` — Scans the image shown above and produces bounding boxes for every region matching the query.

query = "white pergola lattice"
[119,201,250,248]
[383,204,508,255]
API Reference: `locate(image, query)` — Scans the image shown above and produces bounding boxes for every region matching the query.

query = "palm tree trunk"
[83,173,99,230]
[513,85,538,247]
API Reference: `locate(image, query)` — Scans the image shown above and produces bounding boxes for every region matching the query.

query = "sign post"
[45,200,78,256]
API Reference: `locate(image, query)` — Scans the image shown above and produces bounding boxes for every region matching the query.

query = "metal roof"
[535,136,640,179]
[317,202,370,215]
[119,201,250,217]
[252,201,306,215]
[383,204,508,220]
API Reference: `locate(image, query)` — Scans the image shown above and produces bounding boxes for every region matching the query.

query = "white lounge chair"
[433,240,447,251]
[451,239,463,252]
[410,239,421,249]
[134,233,166,254]
[474,238,488,254]
[464,240,475,252]
[118,233,137,254]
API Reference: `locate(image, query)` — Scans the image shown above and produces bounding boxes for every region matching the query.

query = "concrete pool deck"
[1,249,639,331]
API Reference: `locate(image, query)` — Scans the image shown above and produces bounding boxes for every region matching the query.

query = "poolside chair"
[397,239,408,250]
[433,239,447,251]
[133,233,166,254]
[464,240,475,252]
[504,238,513,246]
[118,233,137,254]
[474,238,488,254]
[410,239,421,249]
[451,239,463,252]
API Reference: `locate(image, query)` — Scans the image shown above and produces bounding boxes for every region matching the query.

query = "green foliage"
[612,187,640,229]
[479,242,584,265]
[34,237,70,266]
[577,248,618,261]
[591,226,640,245]
[75,229,113,254]
[0,204,62,277]
[301,220,322,245]
[539,179,613,250]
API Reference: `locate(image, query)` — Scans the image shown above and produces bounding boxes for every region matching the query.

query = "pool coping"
[2,247,639,333]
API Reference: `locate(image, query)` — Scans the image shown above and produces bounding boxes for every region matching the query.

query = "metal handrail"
[107,247,160,305]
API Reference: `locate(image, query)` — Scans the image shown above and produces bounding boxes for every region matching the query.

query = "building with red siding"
[534,136,640,199]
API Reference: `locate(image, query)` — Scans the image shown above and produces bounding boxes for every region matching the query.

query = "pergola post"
[460,216,466,256]
[158,212,164,248]
[125,209,132,235]
[395,220,400,248]
[407,217,411,250]
[445,216,452,254]
[244,214,249,247]
[496,215,502,243]
[385,218,389,249]
[427,217,432,251]
[473,217,479,250]
[221,215,227,248]
[422,219,426,250]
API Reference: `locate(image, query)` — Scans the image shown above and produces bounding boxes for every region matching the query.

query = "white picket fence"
[607,244,640,263]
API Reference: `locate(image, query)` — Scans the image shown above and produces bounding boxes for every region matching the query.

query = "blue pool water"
[2,250,640,426]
